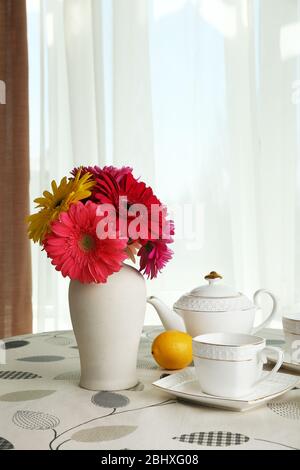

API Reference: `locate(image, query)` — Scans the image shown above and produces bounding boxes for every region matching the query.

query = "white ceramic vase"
[69,264,146,391]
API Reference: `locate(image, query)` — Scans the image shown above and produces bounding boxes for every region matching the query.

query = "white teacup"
[193,333,284,398]
[282,315,300,364]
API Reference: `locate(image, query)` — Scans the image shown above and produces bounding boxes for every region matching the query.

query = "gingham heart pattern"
[173,431,250,447]
[268,401,300,420]
[0,437,14,450]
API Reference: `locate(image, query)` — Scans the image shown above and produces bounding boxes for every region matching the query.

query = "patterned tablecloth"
[0,327,299,451]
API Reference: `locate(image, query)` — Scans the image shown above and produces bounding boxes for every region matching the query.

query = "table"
[0,327,299,450]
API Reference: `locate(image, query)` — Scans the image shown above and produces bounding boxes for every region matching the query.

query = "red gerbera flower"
[95,172,165,240]
[103,165,133,183]
[71,165,133,202]
[119,173,161,206]
[43,201,128,283]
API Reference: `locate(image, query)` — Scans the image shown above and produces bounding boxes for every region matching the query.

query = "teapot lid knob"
[204,271,223,281]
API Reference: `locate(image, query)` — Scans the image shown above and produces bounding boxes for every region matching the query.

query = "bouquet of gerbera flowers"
[27,166,174,283]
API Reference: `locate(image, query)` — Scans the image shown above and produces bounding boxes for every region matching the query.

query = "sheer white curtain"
[27,0,300,332]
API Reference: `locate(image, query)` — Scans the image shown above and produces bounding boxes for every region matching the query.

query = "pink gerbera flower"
[138,240,173,279]
[43,201,128,283]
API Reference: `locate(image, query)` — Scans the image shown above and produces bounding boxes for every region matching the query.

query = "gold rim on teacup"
[192,334,265,348]
[193,354,253,363]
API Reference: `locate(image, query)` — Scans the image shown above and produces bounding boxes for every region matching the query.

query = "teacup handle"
[254,346,284,387]
[252,289,278,334]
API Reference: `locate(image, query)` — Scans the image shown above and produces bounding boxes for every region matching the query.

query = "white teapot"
[147,271,278,337]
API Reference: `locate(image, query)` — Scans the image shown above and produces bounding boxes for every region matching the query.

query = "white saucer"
[152,368,299,412]
[268,349,300,374]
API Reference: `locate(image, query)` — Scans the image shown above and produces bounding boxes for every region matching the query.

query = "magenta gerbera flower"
[71,165,133,182]
[138,240,174,279]
[43,201,128,283]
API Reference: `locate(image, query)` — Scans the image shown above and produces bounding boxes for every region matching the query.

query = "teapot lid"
[173,271,253,312]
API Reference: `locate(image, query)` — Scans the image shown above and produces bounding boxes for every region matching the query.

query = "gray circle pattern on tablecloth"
[91,391,130,408]
[0,390,56,402]
[17,355,65,362]
[54,370,80,381]
[3,340,30,350]
[71,426,137,443]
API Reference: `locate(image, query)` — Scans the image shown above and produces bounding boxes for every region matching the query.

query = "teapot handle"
[252,289,278,334]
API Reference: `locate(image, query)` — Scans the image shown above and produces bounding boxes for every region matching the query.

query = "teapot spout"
[147,296,186,332]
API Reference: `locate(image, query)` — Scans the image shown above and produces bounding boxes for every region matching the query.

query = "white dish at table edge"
[152,368,299,412]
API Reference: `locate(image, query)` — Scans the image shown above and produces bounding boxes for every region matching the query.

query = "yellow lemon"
[151,330,193,370]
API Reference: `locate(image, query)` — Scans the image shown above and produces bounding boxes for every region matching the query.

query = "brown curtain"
[0,0,32,338]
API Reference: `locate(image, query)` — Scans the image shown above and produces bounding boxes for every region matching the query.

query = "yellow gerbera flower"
[27,171,95,244]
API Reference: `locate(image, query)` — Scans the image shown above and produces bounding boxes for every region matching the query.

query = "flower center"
[145,241,153,252]
[78,234,96,252]
[54,198,64,209]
